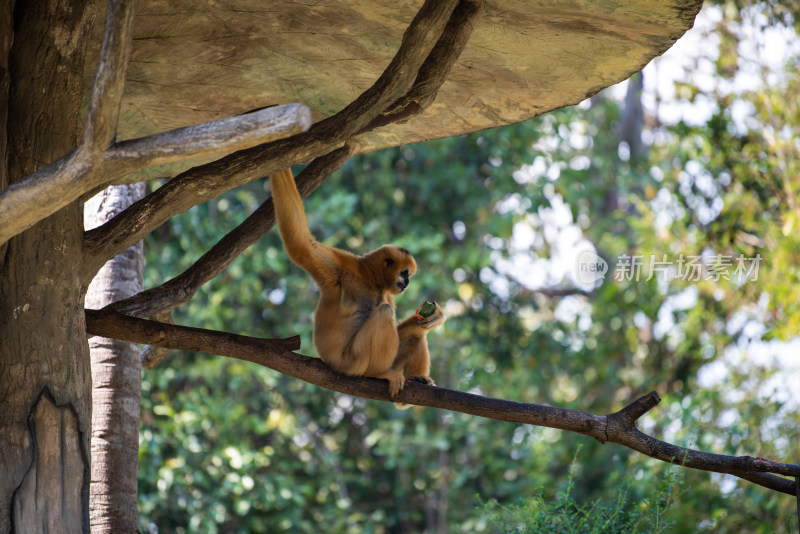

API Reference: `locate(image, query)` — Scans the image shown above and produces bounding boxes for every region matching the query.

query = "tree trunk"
[85,184,145,533]
[0,0,10,261]
[619,71,645,160]
[0,1,97,532]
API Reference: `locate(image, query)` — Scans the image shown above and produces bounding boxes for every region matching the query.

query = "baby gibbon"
[271,168,445,396]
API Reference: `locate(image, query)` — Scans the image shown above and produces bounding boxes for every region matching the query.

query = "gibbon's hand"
[416,302,446,330]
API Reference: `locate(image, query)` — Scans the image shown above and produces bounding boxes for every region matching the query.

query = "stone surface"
[85,0,702,165]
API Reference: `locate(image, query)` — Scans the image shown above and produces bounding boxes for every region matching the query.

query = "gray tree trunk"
[0,0,97,532]
[619,71,645,160]
[84,184,145,533]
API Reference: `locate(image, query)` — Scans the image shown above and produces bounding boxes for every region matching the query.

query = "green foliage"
[479,447,681,534]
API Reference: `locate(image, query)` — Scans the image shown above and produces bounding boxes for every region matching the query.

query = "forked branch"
[85,309,800,498]
[358,0,486,134]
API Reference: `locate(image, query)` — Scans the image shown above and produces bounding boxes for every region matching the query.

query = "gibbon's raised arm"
[271,169,342,287]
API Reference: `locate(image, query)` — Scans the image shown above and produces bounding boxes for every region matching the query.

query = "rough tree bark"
[84,184,145,533]
[0,0,97,532]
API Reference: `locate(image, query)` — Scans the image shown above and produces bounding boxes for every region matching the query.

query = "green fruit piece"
[417,301,437,318]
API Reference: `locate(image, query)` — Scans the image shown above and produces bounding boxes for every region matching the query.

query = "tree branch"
[519,286,594,298]
[110,105,312,167]
[86,308,300,356]
[357,0,486,135]
[84,309,800,497]
[0,101,311,247]
[105,143,356,318]
[310,0,459,141]
[139,311,173,369]
[81,0,137,152]
[82,0,467,275]
[606,392,800,494]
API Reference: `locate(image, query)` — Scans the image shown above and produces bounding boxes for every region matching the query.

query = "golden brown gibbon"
[271,168,445,397]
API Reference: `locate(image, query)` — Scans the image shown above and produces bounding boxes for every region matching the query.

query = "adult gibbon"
[271,168,445,397]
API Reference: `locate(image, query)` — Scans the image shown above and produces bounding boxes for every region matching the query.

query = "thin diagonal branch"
[81,0,137,152]
[84,309,800,497]
[358,0,486,135]
[82,0,466,276]
[107,143,356,318]
[520,287,594,298]
[310,0,459,140]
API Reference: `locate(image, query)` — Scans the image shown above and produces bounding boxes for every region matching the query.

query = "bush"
[478,447,681,534]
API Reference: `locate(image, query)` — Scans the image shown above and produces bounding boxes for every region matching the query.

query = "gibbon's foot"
[416,302,446,330]
[408,375,435,386]
[374,369,406,397]
[394,377,435,410]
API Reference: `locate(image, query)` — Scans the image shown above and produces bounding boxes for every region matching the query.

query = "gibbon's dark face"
[382,246,417,295]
